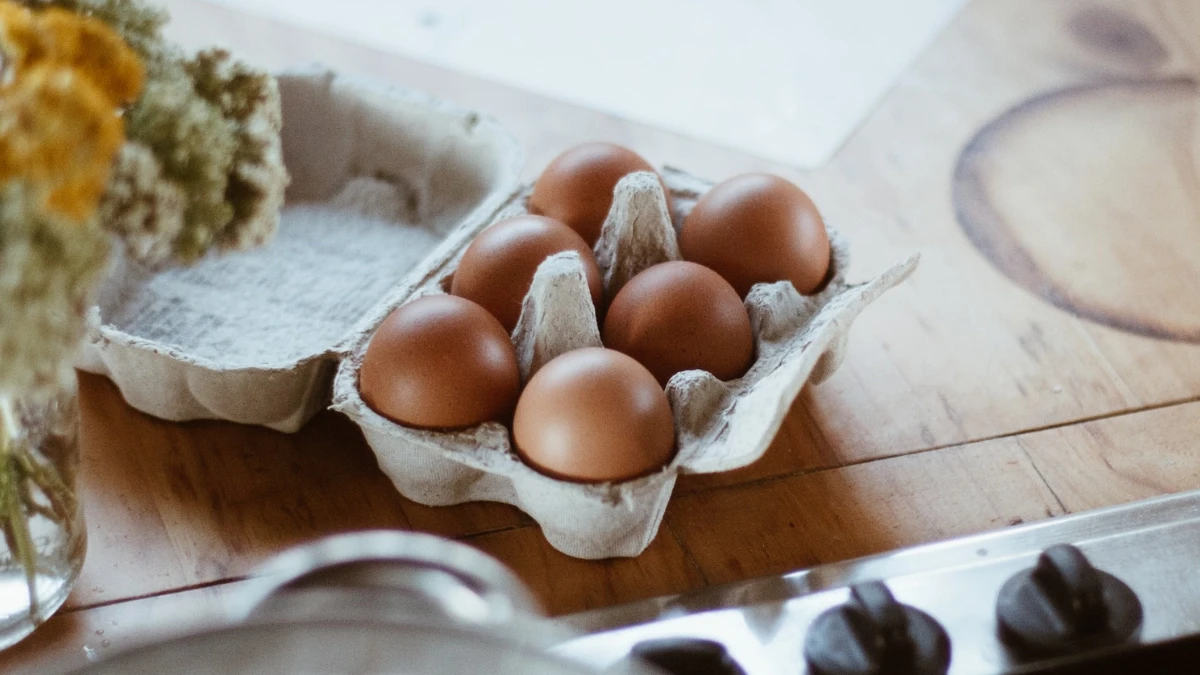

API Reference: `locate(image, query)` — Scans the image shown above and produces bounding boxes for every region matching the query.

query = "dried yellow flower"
[32,7,143,105]
[0,1,145,221]
[15,0,168,67]
[0,65,124,221]
[0,3,41,79]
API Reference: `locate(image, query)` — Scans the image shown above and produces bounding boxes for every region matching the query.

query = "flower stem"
[0,396,39,617]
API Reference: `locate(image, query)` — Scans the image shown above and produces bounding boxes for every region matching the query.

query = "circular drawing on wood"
[954,77,1200,343]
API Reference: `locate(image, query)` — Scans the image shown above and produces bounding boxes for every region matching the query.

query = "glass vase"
[0,386,86,649]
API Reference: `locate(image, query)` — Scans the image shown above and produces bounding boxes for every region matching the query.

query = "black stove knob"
[803,581,950,675]
[630,637,747,675]
[996,543,1142,657]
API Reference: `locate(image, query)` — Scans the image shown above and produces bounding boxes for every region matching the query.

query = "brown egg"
[603,261,754,385]
[359,295,520,429]
[450,215,603,332]
[680,173,831,296]
[513,347,675,483]
[529,142,669,245]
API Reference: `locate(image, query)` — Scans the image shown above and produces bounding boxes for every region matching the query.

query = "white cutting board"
[203,0,967,168]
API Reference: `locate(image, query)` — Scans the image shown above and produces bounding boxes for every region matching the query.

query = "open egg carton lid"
[79,68,524,432]
[332,169,918,559]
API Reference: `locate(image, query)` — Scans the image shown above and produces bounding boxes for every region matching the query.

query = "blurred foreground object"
[57,531,660,674]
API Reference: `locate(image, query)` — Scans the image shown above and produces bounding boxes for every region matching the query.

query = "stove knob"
[996,543,1142,657]
[630,637,747,675]
[803,581,950,675]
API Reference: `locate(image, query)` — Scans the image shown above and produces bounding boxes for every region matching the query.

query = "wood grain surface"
[8,0,1200,669]
[954,76,1200,342]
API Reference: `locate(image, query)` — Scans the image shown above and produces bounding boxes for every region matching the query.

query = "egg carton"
[332,170,917,559]
[81,67,918,559]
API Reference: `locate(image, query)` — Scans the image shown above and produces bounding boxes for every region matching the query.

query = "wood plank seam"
[61,576,249,615]
[666,522,711,586]
[1017,445,1070,514]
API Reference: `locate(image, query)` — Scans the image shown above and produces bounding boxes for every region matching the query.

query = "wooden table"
[7,0,1200,670]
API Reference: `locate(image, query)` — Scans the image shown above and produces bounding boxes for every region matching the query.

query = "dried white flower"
[0,182,109,397]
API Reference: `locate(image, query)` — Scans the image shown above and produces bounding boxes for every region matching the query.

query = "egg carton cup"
[79,68,524,432]
[332,170,919,559]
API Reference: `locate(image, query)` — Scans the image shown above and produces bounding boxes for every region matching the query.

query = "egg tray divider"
[81,68,918,560]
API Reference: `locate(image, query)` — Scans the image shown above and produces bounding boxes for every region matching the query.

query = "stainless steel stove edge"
[555,489,1200,675]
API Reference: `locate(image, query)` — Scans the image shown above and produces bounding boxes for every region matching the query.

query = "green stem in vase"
[14,446,75,524]
[0,396,39,616]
